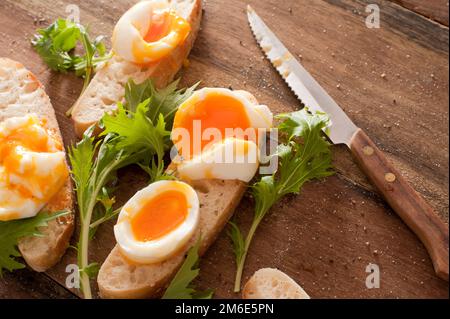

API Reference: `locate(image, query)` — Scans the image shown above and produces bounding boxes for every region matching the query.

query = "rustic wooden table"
[0,0,448,299]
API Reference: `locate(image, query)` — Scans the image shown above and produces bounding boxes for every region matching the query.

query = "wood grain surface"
[0,269,75,299]
[350,129,449,281]
[390,0,449,26]
[0,0,448,299]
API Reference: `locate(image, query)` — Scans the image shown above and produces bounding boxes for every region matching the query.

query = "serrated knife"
[247,5,448,281]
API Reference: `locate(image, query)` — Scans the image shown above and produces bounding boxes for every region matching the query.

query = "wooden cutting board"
[0,0,448,298]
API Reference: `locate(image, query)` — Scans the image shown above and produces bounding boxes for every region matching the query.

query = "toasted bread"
[97,88,266,299]
[71,0,203,138]
[98,179,246,299]
[0,58,74,272]
[242,268,310,299]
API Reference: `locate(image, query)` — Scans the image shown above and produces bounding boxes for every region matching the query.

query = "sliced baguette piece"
[0,58,74,272]
[71,0,203,138]
[98,179,246,299]
[98,89,264,299]
[242,268,310,299]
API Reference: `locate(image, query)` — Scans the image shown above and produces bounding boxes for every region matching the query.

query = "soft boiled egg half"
[171,88,273,182]
[112,0,191,64]
[114,180,199,264]
[0,114,69,221]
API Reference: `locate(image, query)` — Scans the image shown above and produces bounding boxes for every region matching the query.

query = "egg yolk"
[144,11,171,43]
[132,10,191,64]
[131,190,188,242]
[173,93,252,159]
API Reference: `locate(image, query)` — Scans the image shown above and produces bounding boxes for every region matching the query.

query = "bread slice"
[98,179,246,299]
[71,0,203,138]
[98,88,267,299]
[242,268,311,299]
[0,58,74,272]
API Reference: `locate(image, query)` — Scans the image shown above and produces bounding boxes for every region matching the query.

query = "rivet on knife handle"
[350,129,449,281]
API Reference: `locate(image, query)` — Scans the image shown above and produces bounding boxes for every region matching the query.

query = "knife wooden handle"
[350,129,449,281]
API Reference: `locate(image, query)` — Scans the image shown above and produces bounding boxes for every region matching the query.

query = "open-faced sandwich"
[70,0,203,137]
[0,58,73,272]
[97,87,273,298]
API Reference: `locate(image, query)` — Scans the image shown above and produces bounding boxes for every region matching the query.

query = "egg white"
[0,170,45,221]
[114,180,200,264]
[177,137,259,183]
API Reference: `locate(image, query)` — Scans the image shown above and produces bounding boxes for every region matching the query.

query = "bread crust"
[0,58,74,272]
[71,0,203,137]
[242,268,311,299]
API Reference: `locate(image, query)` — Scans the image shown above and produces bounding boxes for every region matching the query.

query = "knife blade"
[247,5,449,281]
[247,5,357,146]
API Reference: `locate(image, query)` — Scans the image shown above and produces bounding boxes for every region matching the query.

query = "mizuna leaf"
[231,109,334,292]
[0,211,69,275]
[228,221,245,265]
[69,80,193,298]
[162,240,213,299]
[32,18,111,116]
[32,18,109,76]
[123,78,198,126]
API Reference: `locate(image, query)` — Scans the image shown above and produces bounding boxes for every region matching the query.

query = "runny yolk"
[0,116,67,202]
[131,190,188,242]
[0,120,54,174]
[132,10,190,64]
[144,11,171,43]
[173,93,252,159]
